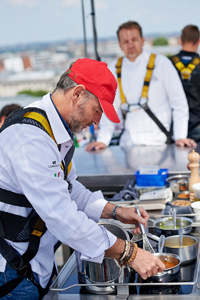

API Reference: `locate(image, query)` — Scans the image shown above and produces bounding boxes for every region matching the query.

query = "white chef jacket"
[97,51,189,146]
[0,93,116,288]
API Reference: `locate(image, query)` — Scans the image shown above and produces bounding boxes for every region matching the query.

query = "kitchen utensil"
[191,201,200,220]
[148,216,192,237]
[135,205,154,253]
[163,235,198,264]
[128,231,143,248]
[146,232,198,265]
[78,221,134,294]
[158,235,165,253]
[166,175,189,194]
[179,226,183,249]
[149,253,181,282]
[192,182,200,201]
[172,207,176,229]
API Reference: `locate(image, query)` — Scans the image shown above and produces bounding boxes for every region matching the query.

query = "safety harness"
[170,55,200,80]
[116,54,173,144]
[0,107,73,298]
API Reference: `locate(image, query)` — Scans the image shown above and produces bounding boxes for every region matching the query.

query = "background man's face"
[118,28,144,62]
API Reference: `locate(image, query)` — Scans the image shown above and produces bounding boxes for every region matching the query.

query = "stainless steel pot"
[78,221,133,294]
[163,235,198,264]
[151,216,192,237]
[166,175,189,195]
[149,253,181,282]
[128,231,143,248]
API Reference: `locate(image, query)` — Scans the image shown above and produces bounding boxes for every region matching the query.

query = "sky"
[0,0,200,47]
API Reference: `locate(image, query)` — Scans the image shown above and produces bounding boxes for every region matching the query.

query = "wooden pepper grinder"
[188,150,200,201]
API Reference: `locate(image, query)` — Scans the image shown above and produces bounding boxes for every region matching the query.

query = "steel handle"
[135,204,145,235]
[158,234,165,253]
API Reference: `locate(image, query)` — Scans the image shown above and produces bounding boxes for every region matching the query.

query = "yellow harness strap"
[141,53,156,99]
[116,56,126,104]
[116,53,156,105]
[171,56,200,80]
[23,111,72,175]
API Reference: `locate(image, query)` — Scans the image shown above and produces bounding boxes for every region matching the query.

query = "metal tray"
[50,233,200,294]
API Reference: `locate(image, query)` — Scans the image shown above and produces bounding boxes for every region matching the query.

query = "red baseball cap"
[66,58,120,123]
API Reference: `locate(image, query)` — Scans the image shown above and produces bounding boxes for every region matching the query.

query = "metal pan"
[163,235,198,264]
[79,221,133,294]
[149,216,192,237]
[149,253,181,282]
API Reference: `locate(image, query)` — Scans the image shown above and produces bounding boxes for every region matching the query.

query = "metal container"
[149,253,181,282]
[128,231,143,248]
[79,221,133,294]
[163,235,198,264]
[166,175,189,195]
[153,216,192,237]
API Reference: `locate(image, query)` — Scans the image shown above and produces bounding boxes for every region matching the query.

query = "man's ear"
[0,115,6,128]
[72,85,86,102]
[179,38,183,46]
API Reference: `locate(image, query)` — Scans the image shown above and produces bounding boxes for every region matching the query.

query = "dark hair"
[117,21,143,40]
[0,104,21,119]
[181,25,200,44]
[54,62,77,92]
[54,62,96,101]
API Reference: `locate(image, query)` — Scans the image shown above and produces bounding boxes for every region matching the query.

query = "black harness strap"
[0,212,47,298]
[0,187,32,207]
[138,102,173,144]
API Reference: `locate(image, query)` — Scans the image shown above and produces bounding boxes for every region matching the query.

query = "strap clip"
[138,97,148,108]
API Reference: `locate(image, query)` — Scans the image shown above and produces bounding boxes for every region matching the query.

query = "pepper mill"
[188,150,200,201]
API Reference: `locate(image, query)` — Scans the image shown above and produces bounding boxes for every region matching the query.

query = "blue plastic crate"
[135,168,168,187]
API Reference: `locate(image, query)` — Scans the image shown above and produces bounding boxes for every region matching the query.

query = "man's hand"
[105,237,165,280]
[101,203,149,234]
[85,141,107,151]
[129,248,165,279]
[115,206,149,233]
[175,138,197,148]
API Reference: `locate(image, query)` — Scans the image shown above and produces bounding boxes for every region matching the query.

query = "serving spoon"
[172,207,176,229]
[179,226,183,248]
[158,234,165,253]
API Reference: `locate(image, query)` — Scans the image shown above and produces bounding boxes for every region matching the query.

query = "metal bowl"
[154,216,192,237]
[149,253,181,282]
[163,235,198,264]
[127,231,143,248]
[166,175,189,195]
[79,221,133,294]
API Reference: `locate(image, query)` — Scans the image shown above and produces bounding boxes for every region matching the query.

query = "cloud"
[7,0,39,7]
[62,0,79,6]
[95,1,107,10]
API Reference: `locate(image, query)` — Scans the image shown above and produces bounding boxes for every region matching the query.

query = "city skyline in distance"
[0,0,200,48]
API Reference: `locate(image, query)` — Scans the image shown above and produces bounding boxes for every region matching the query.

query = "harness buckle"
[32,229,43,237]
[7,251,24,271]
[181,68,192,80]
[121,103,129,112]
[138,97,148,108]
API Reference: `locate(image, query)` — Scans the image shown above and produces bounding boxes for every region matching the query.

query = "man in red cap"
[0,58,164,299]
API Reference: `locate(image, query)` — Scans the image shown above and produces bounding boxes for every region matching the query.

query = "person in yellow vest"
[0,58,165,299]
[169,25,200,142]
[85,21,196,151]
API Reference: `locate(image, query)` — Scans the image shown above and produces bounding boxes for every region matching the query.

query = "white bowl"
[191,201,200,221]
[192,183,200,201]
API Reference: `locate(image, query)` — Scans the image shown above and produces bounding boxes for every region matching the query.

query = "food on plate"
[177,192,190,199]
[173,200,191,206]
